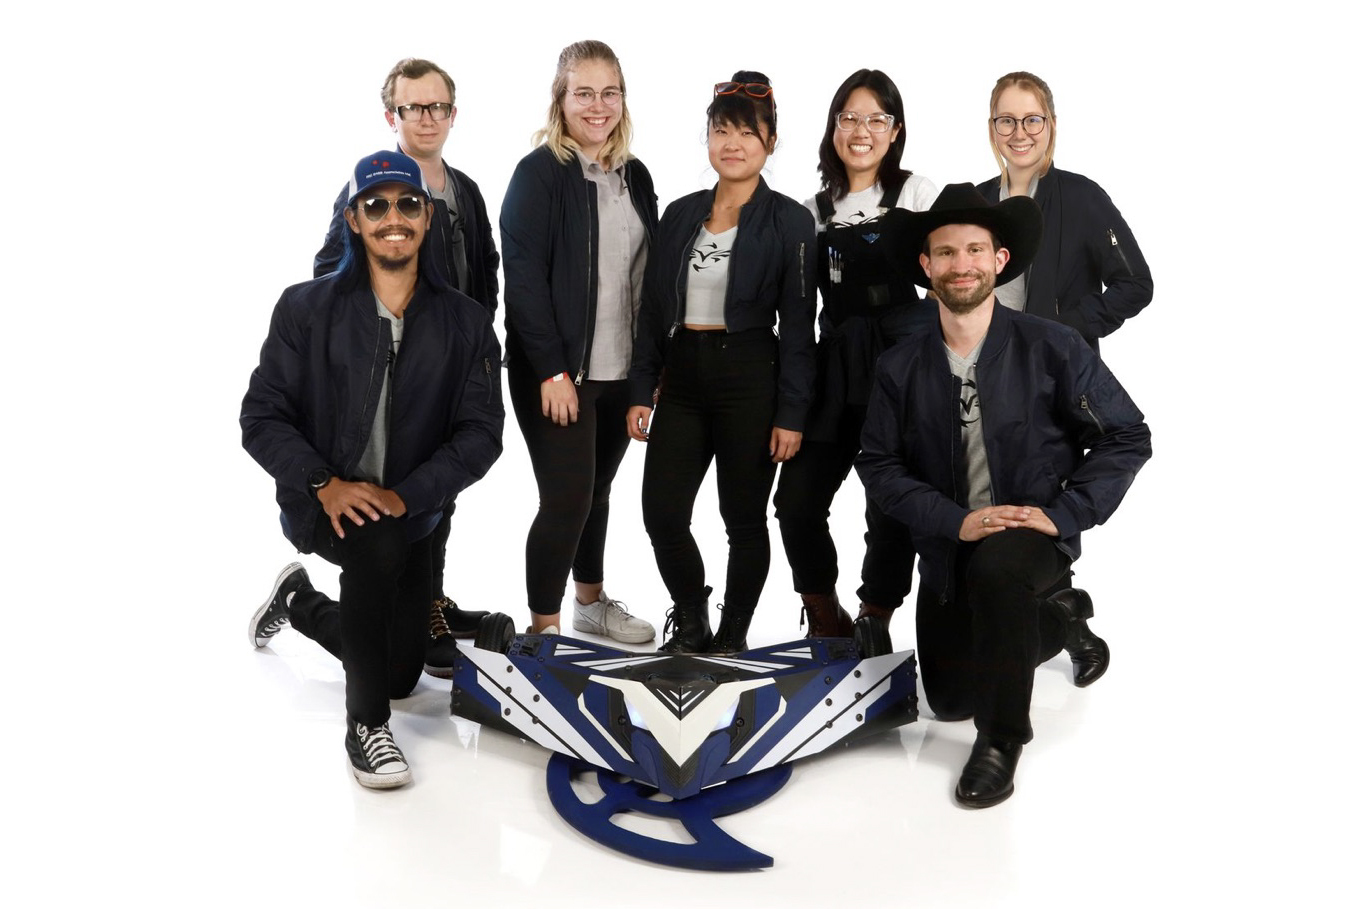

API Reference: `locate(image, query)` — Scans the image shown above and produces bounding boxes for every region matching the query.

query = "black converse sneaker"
[249,563,312,648]
[345,717,411,789]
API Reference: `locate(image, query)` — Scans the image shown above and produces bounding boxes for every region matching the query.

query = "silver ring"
[983,516,990,525]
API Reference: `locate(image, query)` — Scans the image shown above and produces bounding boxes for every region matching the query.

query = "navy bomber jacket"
[976,167,1152,350]
[856,303,1151,596]
[240,274,504,552]
[500,145,659,382]
[629,178,817,431]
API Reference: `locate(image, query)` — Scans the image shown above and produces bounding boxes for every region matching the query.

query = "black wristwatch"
[308,468,334,497]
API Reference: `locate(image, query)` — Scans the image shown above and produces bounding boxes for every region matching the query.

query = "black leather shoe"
[954,735,1022,808]
[1048,588,1109,688]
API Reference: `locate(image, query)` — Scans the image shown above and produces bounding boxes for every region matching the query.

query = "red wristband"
[543,372,569,384]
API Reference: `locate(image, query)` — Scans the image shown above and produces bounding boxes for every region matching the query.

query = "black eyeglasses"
[357,194,428,222]
[393,102,454,122]
[714,81,773,99]
[835,111,896,133]
[991,115,1047,136]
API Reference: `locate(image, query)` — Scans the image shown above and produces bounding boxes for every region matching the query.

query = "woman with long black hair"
[500,40,658,642]
[773,69,938,643]
[627,72,816,654]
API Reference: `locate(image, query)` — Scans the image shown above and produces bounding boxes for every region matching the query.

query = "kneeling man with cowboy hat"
[856,184,1151,807]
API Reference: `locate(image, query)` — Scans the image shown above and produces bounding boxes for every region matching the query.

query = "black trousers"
[429,503,455,601]
[288,516,433,727]
[916,529,1071,744]
[508,365,632,616]
[641,329,778,613]
[774,403,915,608]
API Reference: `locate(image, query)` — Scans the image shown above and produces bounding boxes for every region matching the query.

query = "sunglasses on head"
[357,194,427,222]
[714,81,773,99]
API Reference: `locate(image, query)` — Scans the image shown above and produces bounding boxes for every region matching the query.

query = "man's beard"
[932,269,995,315]
[372,251,416,272]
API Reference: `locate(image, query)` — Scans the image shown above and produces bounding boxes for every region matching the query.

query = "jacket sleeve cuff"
[774,400,807,433]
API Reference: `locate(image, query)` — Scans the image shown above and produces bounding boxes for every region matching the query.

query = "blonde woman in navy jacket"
[627,73,816,655]
[500,40,658,642]
[976,71,1152,352]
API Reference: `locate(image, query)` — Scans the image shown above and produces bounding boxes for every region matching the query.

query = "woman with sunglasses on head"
[772,69,939,645]
[978,71,1152,351]
[976,71,1152,684]
[627,73,816,654]
[500,40,658,643]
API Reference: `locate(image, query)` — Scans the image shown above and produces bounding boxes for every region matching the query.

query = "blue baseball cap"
[345,150,428,204]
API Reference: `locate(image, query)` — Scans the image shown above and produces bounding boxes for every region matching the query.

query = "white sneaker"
[573,592,656,644]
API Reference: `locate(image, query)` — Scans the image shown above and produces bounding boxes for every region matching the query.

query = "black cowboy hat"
[902,183,1043,289]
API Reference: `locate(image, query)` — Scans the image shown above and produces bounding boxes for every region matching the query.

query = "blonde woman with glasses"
[500,40,659,644]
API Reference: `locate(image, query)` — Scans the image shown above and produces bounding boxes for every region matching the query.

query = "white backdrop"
[1,1,1352,905]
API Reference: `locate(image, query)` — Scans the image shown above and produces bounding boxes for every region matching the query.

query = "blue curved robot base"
[450,627,917,870]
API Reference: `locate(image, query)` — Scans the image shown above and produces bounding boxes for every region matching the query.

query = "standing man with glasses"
[244,150,504,789]
[315,58,502,678]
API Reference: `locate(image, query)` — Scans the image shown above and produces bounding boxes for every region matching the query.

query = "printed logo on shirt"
[829,208,887,228]
[959,378,981,428]
[690,242,732,271]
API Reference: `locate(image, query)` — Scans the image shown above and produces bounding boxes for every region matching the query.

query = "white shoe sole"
[352,766,412,789]
[571,617,656,644]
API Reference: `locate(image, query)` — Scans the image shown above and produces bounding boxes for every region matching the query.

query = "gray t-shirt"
[433,174,470,294]
[355,294,405,484]
[992,173,1039,312]
[945,339,992,509]
[684,225,735,327]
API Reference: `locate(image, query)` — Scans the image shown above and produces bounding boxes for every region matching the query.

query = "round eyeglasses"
[568,88,623,106]
[991,115,1048,136]
[835,111,896,134]
[357,194,428,222]
[393,102,453,122]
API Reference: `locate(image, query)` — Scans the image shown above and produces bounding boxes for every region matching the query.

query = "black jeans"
[641,329,779,613]
[508,365,632,616]
[429,502,455,601]
[916,529,1070,744]
[288,516,433,727]
[773,403,914,608]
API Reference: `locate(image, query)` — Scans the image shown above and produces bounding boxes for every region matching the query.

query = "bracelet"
[543,372,569,384]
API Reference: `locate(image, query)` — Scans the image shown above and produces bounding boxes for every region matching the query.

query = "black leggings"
[508,365,632,616]
[916,529,1071,744]
[774,402,914,608]
[641,329,779,613]
[288,516,433,727]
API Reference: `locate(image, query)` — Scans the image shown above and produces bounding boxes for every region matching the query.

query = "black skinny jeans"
[774,403,915,609]
[288,515,433,727]
[508,365,632,616]
[916,529,1071,744]
[641,329,779,614]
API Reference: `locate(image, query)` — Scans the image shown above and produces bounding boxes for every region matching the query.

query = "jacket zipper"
[346,315,390,478]
[1079,394,1105,434]
[484,357,493,404]
[577,180,594,385]
[1108,229,1134,276]
[669,217,707,338]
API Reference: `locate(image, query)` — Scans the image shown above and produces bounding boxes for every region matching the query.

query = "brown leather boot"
[857,602,895,626]
[800,593,854,638]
